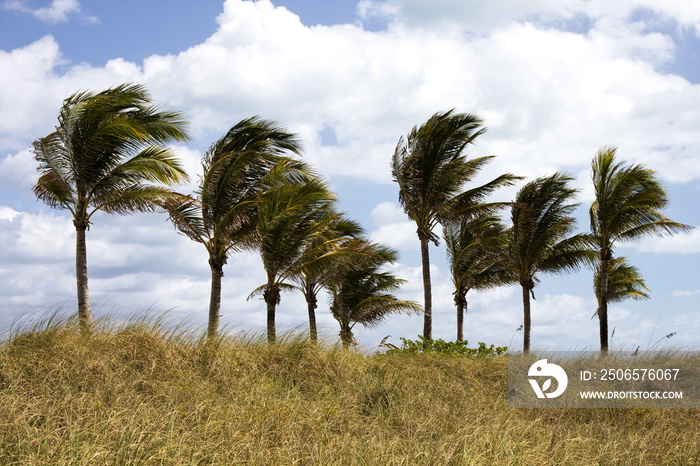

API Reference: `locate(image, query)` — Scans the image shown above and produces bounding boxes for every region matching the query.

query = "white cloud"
[1,0,698,348]
[369,202,418,250]
[4,0,700,184]
[0,149,37,191]
[672,289,700,298]
[2,0,97,24]
[357,0,700,35]
[628,227,700,254]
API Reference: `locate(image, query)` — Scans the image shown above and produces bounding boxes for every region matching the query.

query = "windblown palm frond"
[592,256,650,319]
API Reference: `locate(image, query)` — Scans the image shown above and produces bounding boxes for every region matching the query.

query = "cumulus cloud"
[0,149,36,191]
[2,0,98,24]
[1,0,698,347]
[357,0,700,35]
[3,0,700,184]
[369,202,418,250]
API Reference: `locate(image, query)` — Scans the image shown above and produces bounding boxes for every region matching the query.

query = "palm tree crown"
[32,83,190,330]
[589,146,691,351]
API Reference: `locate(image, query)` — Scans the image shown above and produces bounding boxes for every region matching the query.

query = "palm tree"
[590,147,691,352]
[327,241,421,349]
[249,176,340,343]
[444,214,509,342]
[291,214,363,343]
[32,83,190,331]
[391,109,519,339]
[502,173,594,353]
[162,117,302,338]
[592,256,650,320]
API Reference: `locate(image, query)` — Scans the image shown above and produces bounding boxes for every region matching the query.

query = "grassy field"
[0,314,698,465]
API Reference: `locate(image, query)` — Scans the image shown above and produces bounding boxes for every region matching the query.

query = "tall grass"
[0,313,697,465]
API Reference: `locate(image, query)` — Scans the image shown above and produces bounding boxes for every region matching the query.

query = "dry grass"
[0,313,698,465]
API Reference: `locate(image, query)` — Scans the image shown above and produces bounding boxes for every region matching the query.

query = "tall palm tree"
[391,109,519,339]
[162,117,303,338]
[249,176,340,343]
[592,256,650,320]
[291,214,363,343]
[444,214,509,342]
[590,147,691,352]
[32,83,190,331]
[327,241,421,349]
[502,173,594,353]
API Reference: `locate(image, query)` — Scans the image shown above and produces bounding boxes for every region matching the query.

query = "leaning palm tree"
[291,214,363,343]
[162,117,303,338]
[444,214,509,342]
[590,147,690,352]
[32,83,190,331]
[327,241,422,349]
[592,256,650,320]
[249,176,340,343]
[391,109,519,339]
[502,173,594,353]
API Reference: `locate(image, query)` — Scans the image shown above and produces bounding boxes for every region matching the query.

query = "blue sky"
[1,0,698,351]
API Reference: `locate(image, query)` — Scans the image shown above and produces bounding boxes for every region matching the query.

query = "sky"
[0,0,699,352]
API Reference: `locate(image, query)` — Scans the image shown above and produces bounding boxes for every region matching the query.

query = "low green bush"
[385,335,507,357]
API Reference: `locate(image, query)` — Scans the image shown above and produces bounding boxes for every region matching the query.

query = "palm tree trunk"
[264,285,280,344]
[522,284,531,354]
[74,219,92,333]
[307,293,318,343]
[340,325,353,350]
[599,251,610,353]
[207,259,224,339]
[456,296,466,342]
[420,237,433,340]
[267,299,276,344]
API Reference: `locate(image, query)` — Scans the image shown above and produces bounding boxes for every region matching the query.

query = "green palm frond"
[392,110,499,243]
[329,240,421,333]
[502,172,591,286]
[32,83,192,222]
[594,256,651,305]
[247,282,297,301]
[590,147,691,248]
[444,214,513,300]
[92,185,180,216]
[33,171,76,212]
[159,194,207,245]
[112,146,189,185]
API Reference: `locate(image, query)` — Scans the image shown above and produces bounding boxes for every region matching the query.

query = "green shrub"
[385,335,507,357]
